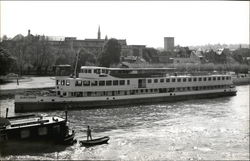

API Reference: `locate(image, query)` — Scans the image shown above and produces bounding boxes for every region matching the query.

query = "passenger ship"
[15,66,237,112]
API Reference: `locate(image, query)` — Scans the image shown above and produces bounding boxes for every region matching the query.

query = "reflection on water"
[0,85,249,160]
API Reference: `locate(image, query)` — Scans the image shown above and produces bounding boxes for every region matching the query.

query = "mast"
[74,51,79,78]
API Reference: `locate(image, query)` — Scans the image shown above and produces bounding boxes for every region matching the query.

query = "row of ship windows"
[56,80,130,86]
[58,85,231,97]
[56,76,230,87]
[153,76,231,83]
[81,69,109,74]
[19,126,57,139]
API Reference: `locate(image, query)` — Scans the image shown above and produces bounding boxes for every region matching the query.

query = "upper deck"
[79,66,175,79]
[5,115,65,130]
[53,66,234,95]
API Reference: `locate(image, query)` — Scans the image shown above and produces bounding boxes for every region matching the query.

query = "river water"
[0,85,249,160]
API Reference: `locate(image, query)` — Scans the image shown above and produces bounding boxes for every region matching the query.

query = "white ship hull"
[15,88,236,112]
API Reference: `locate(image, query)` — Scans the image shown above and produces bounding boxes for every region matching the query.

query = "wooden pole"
[6,108,9,118]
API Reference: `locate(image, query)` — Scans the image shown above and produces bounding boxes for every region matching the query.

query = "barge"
[0,109,76,146]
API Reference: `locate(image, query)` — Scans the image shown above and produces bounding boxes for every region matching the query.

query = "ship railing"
[168,71,229,76]
[10,119,50,127]
[7,114,36,120]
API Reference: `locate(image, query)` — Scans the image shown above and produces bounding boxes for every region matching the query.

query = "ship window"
[91,81,97,86]
[99,81,105,86]
[177,78,181,82]
[199,77,202,81]
[203,77,207,81]
[106,80,112,86]
[61,80,65,85]
[188,78,192,82]
[193,78,197,82]
[53,125,60,134]
[166,78,170,82]
[183,78,186,82]
[75,80,82,86]
[76,92,83,97]
[169,88,175,92]
[120,80,125,85]
[148,79,152,83]
[146,89,148,92]
[63,92,67,96]
[113,80,118,85]
[127,80,130,85]
[38,127,48,136]
[102,69,105,73]
[66,80,70,86]
[208,77,211,81]
[94,69,97,74]
[172,78,176,82]
[83,81,90,86]
[154,79,158,83]
[213,77,216,80]
[56,80,59,85]
[20,129,30,138]
[222,77,225,80]
[87,92,92,96]
[218,77,221,80]
[160,79,164,83]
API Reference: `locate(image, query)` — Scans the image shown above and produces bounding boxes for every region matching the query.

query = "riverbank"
[0,77,55,96]
[232,75,250,85]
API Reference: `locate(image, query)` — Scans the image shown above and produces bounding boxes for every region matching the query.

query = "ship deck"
[6,116,64,129]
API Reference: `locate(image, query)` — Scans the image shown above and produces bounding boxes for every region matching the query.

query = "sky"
[0,1,249,48]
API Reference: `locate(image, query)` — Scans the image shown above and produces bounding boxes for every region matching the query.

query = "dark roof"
[12,34,24,41]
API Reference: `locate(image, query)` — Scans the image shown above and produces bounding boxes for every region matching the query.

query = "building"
[170,50,205,65]
[2,27,146,58]
[164,37,175,51]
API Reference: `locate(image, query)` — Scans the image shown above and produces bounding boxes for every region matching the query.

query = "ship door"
[138,79,146,88]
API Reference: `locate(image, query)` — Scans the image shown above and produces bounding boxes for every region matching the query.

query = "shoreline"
[0,87,54,96]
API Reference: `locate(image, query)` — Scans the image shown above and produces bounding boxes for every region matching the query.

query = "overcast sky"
[0,1,249,48]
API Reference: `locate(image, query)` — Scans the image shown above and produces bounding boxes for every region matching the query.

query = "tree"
[78,49,96,67]
[0,46,16,75]
[142,48,159,63]
[98,38,121,67]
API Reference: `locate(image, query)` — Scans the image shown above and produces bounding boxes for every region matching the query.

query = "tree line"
[0,36,121,76]
[0,34,249,76]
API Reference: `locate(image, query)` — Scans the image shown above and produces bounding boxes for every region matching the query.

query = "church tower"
[98,25,101,39]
